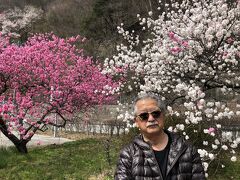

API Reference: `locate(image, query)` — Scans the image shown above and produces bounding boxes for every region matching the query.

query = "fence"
[222,125,240,140]
[53,122,240,139]
[56,121,127,136]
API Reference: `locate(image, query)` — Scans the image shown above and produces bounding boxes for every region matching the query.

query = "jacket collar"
[132,134,150,150]
[132,130,186,151]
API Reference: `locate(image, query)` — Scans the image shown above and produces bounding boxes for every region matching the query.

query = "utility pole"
[50,86,58,137]
[53,114,58,137]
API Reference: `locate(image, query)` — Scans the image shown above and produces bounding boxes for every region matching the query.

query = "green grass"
[208,152,240,180]
[0,137,239,180]
[0,138,119,180]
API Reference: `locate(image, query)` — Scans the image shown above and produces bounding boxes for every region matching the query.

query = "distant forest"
[0,0,162,60]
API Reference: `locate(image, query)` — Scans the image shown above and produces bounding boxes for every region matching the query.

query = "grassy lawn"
[208,153,240,180]
[0,136,239,180]
[0,138,119,180]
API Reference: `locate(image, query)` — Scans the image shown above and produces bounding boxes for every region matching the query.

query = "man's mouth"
[147,124,158,128]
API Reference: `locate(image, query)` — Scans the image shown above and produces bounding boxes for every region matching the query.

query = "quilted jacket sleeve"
[191,146,206,180]
[114,145,133,180]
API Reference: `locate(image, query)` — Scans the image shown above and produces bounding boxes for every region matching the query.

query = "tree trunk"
[1,131,28,153]
[15,142,28,153]
[0,118,29,153]
[148,0,152,12]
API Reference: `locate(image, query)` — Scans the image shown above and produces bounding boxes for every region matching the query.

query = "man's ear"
[134,118,139,128]
[135,123,139,128]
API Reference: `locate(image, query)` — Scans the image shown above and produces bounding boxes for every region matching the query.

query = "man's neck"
[143,130,168,151]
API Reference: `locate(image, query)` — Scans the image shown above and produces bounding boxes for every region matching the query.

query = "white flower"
[198,149,208,158]
[215,139,220,145]
[230,143,238,149]
[216,124,221,128]
[176,124,185,131]
[203,129,209,134]
[222,145,228,150]
[212,144,218,149]
[222,132,233,142]
[231,156,237,162]
[125,128,129,133]
[167,106,173,114]
[209,153,215,160]
[207,102,214,107]
[117,114,124,119]
[203,141,208,146]
[132,123,137,128]
[168,126,173,132]
[215,102,221,107]
[202,162,209,171]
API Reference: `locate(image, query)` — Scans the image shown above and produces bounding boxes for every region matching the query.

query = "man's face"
[134,98,164,137]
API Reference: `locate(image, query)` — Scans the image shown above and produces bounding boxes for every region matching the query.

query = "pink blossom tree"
[104,0,240,176]
[0,33,117,153]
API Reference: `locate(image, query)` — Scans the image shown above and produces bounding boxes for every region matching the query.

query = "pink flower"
[181,40,189,48]
[36,141,41,145]
[226,38,234,44]
[3,113,9,120]
[3,104,8,112]
[81,37,87,42]
[115,67,125,73]
[223,52,228,56]
[168,31,175,39]
[170,47,182,54]
[168,31,181,43]
[208,128,215,133]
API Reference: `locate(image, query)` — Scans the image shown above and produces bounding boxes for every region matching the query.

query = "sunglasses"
[136,110,162,121]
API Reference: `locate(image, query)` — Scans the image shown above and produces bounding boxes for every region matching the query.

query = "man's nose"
[147,113,155,121]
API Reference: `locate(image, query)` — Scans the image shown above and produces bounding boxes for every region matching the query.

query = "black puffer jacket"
[115,131,206,180]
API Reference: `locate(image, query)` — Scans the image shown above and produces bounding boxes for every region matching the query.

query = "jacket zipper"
[166,146,188,177]
[150,147,164,180]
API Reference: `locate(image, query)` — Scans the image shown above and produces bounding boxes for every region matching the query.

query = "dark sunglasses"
[136,110,162,121]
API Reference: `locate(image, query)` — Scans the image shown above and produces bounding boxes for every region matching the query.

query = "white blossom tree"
[104,0,240,175]
[0,5,43,41]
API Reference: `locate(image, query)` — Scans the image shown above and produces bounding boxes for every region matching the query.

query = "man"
[115,94,206,180]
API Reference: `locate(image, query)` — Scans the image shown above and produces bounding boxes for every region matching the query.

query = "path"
[0,132,74,147]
